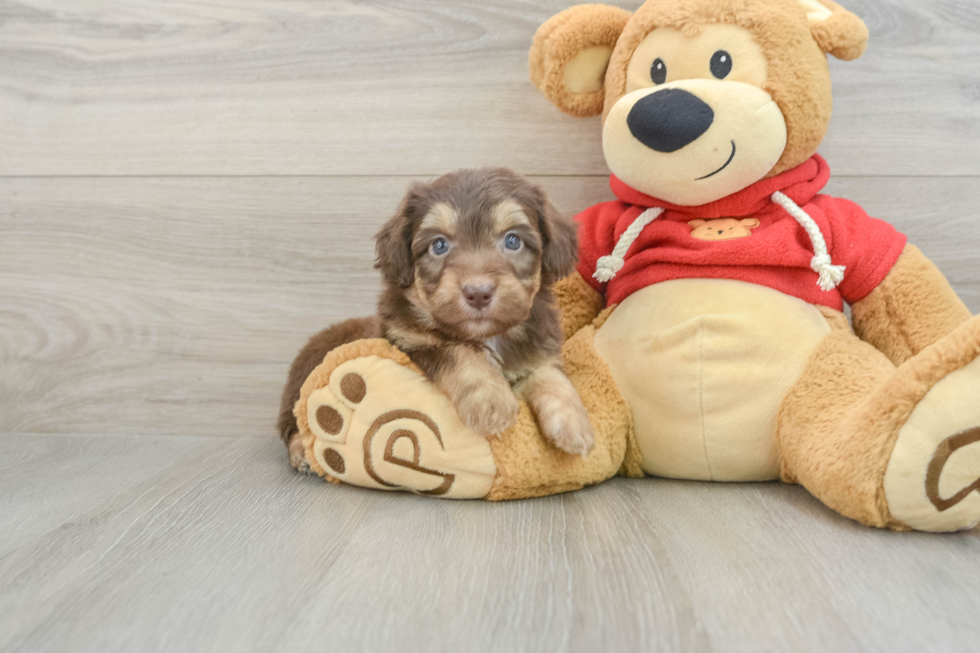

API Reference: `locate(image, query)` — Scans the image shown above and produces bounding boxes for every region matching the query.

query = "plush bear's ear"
[740,218,761,228]
[688,219,706,228]
[799,0,869,61]
[529,4,632,118]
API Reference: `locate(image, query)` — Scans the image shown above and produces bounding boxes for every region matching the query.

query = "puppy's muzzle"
[626,88,714,153]
[462,282,495,310]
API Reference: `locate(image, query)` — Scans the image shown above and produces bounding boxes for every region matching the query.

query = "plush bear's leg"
[778,310,980,532]
[295,325,633,500]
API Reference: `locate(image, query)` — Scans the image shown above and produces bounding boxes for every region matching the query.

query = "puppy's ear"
[529,4,632,118]
[688,219,706,228]
[799,0,869,61]
[374,187,421,288]
[525,186,578,284]
[740,218,761,228]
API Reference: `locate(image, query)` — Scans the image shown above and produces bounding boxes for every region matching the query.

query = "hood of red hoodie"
[609,155,831,218]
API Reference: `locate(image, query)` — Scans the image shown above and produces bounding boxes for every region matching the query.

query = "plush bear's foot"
[780,312,980,532]
[296,339,497,499]
[884,355,980,532]
[293,326,634,501]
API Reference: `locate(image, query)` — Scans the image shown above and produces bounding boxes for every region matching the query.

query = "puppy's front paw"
[455,381,519,437]
[287,433,315,474]
[537,396,595,458]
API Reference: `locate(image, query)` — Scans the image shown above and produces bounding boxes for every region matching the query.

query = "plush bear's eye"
[650,58,667,85]
[430,237,450,256]
[710,51,732,79]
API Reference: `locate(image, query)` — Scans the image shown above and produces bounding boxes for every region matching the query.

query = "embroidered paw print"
[303,356,497,498]
[688,217,760,241]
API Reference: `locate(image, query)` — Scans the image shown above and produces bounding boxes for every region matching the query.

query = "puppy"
[278,168,595,471]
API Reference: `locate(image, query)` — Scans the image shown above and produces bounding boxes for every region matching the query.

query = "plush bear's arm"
[554,270,605,340]
[851,244,971,366]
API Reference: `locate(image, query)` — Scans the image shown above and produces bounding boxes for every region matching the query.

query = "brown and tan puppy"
[278,168,595,470]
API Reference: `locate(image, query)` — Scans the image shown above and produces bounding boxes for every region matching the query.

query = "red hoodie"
[576,155,907,311]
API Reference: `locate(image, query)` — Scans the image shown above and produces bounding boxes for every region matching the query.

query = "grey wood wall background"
[1,1,978,652]
[3,0,980,439]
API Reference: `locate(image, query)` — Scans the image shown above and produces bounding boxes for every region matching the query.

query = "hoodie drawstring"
[770,191,845,292]
[593,192,845,292]
[593,208,664,283]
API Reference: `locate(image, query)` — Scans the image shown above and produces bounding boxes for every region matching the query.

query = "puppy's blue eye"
[504,233,522,251]
[430,238,449,256]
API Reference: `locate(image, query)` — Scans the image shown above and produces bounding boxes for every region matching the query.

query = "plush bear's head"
[530,0,868,206]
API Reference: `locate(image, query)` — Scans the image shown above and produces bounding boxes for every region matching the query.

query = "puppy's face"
[411,198,542,339]
[376,168,577,341]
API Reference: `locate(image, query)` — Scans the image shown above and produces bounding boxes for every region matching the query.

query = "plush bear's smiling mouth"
[696,141,737,180]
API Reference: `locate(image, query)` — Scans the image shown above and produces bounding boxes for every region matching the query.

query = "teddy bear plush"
[293,0,980,532]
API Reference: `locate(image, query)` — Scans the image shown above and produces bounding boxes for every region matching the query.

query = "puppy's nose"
[462,283,495,310]
[627,88,714,153]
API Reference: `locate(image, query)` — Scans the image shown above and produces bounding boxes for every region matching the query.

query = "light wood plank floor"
[2,1,979,651]
[2,434,978,653]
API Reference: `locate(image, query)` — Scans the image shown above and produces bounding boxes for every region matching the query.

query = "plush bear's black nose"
[626,89,714,153]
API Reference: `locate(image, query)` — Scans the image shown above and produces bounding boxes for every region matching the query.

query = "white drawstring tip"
[772,191,845,293]
[594,255,624,283]
[811,254,845,291]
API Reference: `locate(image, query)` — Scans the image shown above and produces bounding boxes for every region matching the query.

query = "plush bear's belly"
[593,279,832,481]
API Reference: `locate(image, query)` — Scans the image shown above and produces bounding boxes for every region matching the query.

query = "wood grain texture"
[0,433,977,653]
[1,0,979,177]
[0,175,610,436]
[3,175,979,438]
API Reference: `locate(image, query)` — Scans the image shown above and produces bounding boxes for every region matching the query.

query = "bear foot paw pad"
[925,429,980,514]
[885,357,980,532]
[303,355,497,499]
